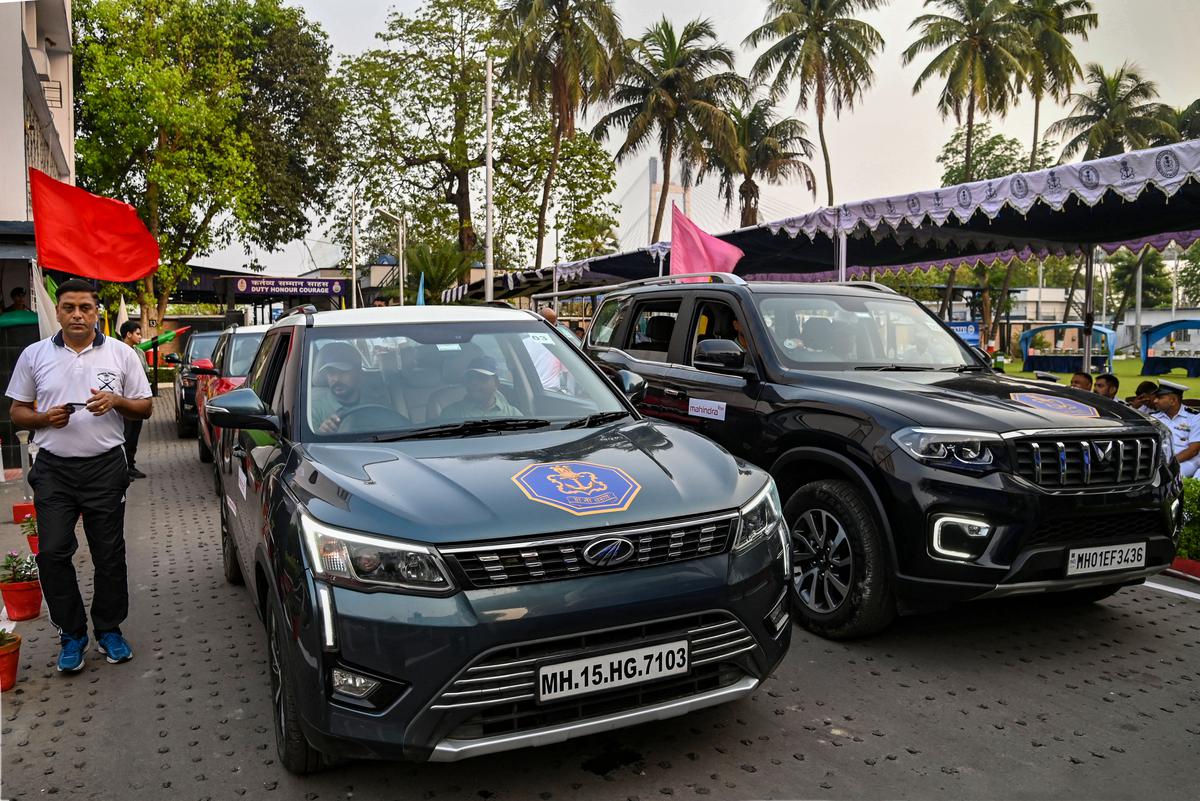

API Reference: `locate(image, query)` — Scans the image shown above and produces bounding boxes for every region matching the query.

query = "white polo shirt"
[6,331,153,458]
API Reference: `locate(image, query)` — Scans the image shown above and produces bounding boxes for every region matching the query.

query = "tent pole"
[837,231,847,282]
[1135,250,1144,356]
[552,265,560,315]
[1082,247,1095,375]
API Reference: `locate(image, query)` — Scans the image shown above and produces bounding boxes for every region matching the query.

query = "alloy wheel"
[791,508,854,614]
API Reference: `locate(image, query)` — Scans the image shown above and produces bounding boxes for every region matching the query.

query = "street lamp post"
[484,56,494,303]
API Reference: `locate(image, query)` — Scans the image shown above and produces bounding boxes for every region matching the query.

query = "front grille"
[443,513,738,589]
[1013,435,1156,489]
[1025,511,1166,548]
[430,611,755,716]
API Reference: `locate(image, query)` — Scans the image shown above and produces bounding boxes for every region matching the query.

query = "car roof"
[609,280,903,300]
[220,323,272,335]
[271,305,539,330]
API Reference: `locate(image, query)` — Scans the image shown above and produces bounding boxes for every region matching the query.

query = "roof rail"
[835,281,898,295]
[532,272,745,303]
[282,303,317,328]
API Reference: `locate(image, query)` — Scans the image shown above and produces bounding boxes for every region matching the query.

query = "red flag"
[669,204,743,282]
[29,168,159,282]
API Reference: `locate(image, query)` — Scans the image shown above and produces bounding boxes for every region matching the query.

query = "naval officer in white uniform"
[1151,380,1200,477]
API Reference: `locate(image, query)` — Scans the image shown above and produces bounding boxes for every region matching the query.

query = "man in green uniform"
[440,357,520,420]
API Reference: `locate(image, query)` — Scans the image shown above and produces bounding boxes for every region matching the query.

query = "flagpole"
[484,55,495,304]
[350,191,359,309]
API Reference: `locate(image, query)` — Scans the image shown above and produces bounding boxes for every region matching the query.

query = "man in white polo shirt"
[6,278,152,673]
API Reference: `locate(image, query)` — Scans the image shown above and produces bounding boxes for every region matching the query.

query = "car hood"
[290,420,764,545]
[797,370,1152,432]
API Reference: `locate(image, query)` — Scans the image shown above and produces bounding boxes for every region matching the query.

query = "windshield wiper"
[372,418,553,442]
[939,364,989,372]
[853,364,931,372]
[561,411,631,429]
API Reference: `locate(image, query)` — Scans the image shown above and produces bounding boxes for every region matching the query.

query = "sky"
[203,0,1200,275]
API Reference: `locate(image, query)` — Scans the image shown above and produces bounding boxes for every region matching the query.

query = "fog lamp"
[332,668,380,699]
[931,516,992,561]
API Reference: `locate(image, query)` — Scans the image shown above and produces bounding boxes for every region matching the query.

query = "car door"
[229,331,291,572]
[588,294,692,424]
[647,294,764,459]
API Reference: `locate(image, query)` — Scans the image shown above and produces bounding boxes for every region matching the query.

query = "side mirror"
[616,370,646,404]
[205,387,279,432]
[163,352,181,365]
[694,339,747,374]
[191,357,218,376]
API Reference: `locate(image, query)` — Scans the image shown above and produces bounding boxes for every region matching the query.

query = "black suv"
[167,329,220,437]
[582,275,1182,638]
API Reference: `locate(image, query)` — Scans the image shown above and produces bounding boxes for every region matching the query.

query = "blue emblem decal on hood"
[512,461,641,516]
[1009,392,1099,418]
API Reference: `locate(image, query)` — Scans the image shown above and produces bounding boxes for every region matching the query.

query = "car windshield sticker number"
[688,398,726,421]
[238,465,248,499]
[526,332,554,344]
[436,344,461,351]
[1009,392,1099,418]
[513,461,641,516]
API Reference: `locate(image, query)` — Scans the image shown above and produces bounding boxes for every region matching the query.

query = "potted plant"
[20,513,37,555]
[0,552,41,621]
[0,629,20,691]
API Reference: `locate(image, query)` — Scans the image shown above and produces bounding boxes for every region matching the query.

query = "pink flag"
[669,204,744,282]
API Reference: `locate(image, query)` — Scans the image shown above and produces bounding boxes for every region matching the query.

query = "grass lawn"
[1004,357,1200,394]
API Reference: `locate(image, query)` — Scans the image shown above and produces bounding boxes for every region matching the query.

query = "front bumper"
[282,538,789,762]
[876,451,1181,604]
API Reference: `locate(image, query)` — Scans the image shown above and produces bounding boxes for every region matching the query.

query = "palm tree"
[902,0,1030,183]
[1047,62,1176,160]
[1154,99,1200,145]
[593,18,745,243]
[744,0,886,206]
[405,240,473,304]
[701,96,817,227]
[503,0,623,269]
[1016,0,1097,170]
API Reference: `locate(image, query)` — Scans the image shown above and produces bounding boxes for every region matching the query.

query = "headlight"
[300,513,455,594]
[735,480,786,567]
[1150,419,1173,463]
[892,428,1004,473]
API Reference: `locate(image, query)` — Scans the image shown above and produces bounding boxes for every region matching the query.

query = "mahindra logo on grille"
[582,536,636,567]
[1093,441,1114,464]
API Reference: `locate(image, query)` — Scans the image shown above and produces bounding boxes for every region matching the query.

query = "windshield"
[754,293,976,370]
[228,332,265,377]
[303,320,628,441]
[187,334,219,362]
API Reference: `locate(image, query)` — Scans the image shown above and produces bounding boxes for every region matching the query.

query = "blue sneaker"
[96,632,133,664]
[57,633,88,673]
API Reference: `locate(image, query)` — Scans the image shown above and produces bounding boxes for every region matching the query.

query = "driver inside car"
[313,341,409,433]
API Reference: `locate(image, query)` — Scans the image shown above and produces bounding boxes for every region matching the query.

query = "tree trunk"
[989,258,1017,346]
[535,122,564,269]
[939,267,957,319]
[964,93,976,182]
[977,265,992,342]
[816,99,834,206]
[651,135,674,243]
[739,176,759,228]
[1062,256,1084,324]
[454,167,477,253]
[1029,94,1041,171]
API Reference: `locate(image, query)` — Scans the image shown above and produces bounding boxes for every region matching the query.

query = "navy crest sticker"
[862,201,878,219]
[956,186,973,209]
[906,195,922,214]
[1156,150,1180,178]
[1119,159,1135,180]
[512,462,641,516]
[1010,392,1099,418]
[1046,170,1062,192]
[1011,175,1029,199]
[1080,165,1100,190]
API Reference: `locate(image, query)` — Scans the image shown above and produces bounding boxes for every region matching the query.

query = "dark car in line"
[166,329,220,437]
[194,323,269,469]
[206,305,791,771]
[579,275,1182,639]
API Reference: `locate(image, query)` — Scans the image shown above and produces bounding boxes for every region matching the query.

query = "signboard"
[228,276,345,297]
[949,321,980,346]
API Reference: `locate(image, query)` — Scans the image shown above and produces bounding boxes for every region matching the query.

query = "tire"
[267,602,325,774]
[785,479,896,639]
[198,429,213,463]
[1048,584,1123,605]
[220,501,243,586]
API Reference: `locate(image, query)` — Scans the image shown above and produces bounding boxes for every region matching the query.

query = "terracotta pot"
[0,581,42,621]
[26,535,38,555]
[0,632,20,691]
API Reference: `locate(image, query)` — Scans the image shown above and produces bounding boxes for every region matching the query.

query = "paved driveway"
[3,398,1198,799]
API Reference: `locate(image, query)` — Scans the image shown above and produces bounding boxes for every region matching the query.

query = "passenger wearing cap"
[438,357,521,421]
[1151,381,1200,477]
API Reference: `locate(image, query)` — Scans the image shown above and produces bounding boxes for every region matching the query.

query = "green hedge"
[1180,478,1200,560]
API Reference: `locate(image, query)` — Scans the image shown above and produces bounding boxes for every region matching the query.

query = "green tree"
[936,121,1054,185]
[903,0,1030,183]
[700,95,816,227]
[1108,247,1171,326]
[1046,62,1176,160]
[594,18,745,243]
[1015,0,1097,170]
[74,0,340,326]
[1176,241,1200,307]
[1155,99,1200,146]
[501,0,623,269]
[404,240,475,304]
[744,0,886,206]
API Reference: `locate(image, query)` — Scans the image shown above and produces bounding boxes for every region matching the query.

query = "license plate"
[1066,542,1147,576]
[537,640,689,702]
